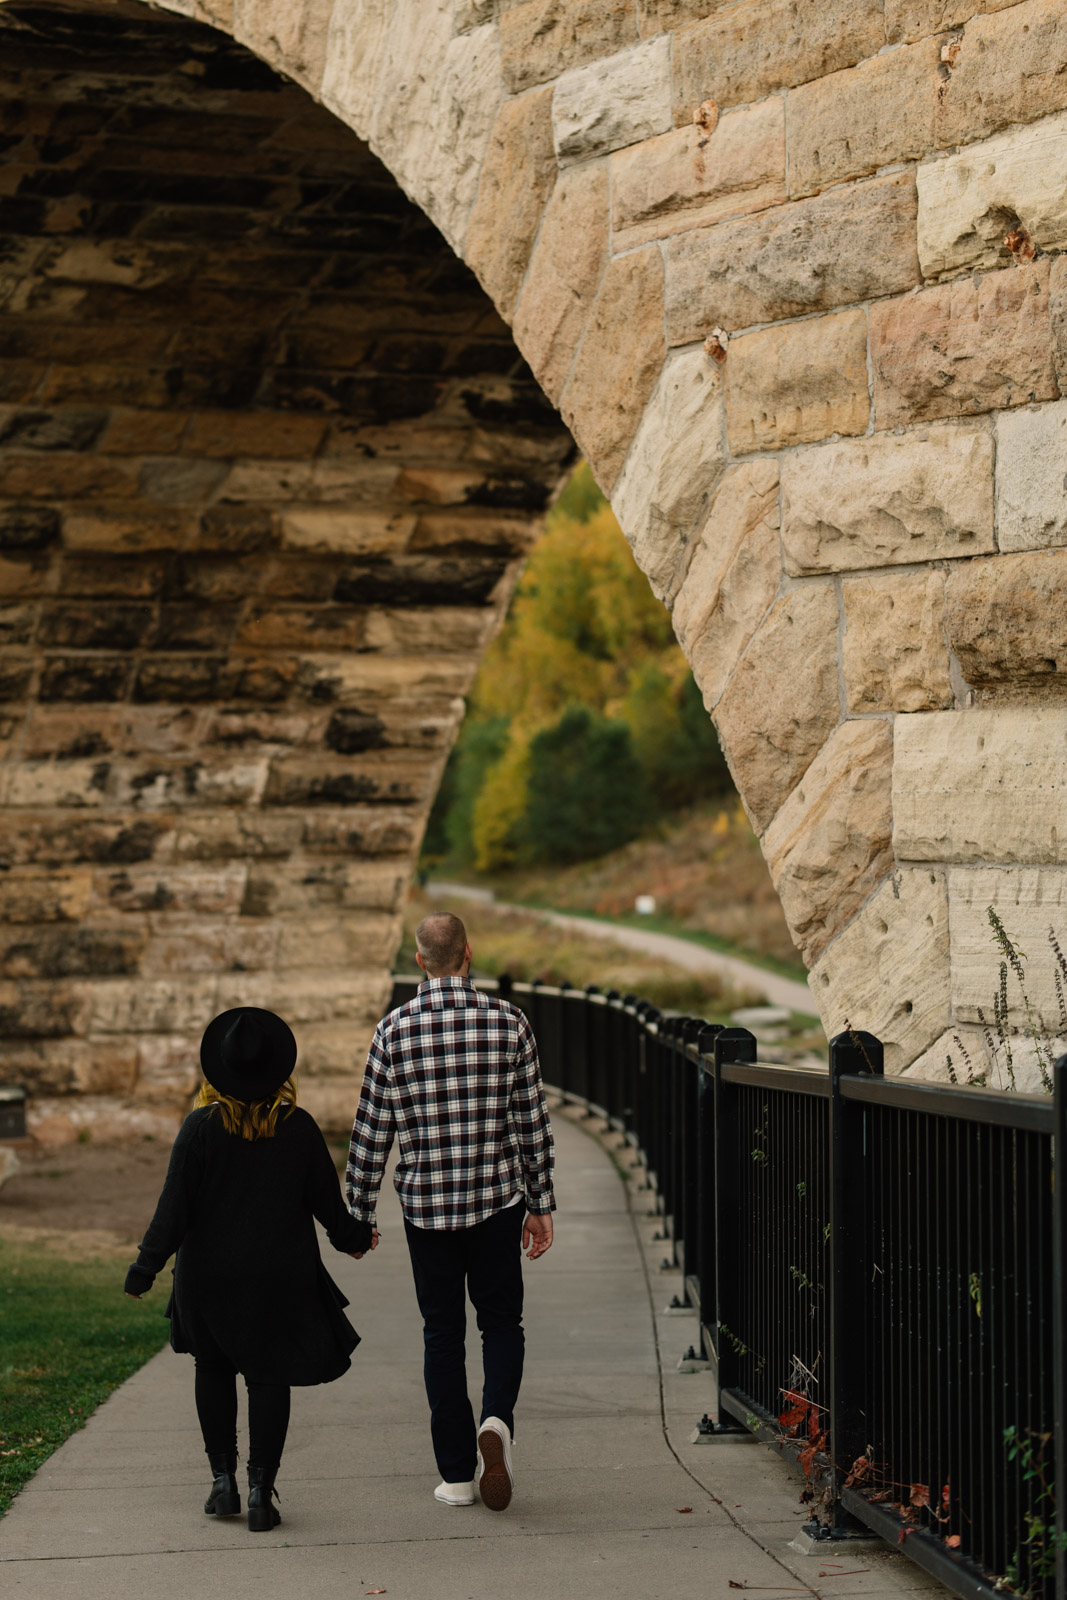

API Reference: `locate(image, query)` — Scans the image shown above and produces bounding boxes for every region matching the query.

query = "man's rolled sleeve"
[512,1014,556,1215]
[345,1023,396,1226]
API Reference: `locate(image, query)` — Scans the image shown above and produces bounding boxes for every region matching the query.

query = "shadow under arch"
[0,0,575,1136]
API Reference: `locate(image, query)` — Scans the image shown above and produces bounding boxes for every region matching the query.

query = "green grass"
[0,1238,171,1515]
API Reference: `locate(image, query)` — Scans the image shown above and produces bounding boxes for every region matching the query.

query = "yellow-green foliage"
[435,465,730,872]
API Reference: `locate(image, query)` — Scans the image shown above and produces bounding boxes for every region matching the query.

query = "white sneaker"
[434,1480,475,1506]
[477,1417,514,1511]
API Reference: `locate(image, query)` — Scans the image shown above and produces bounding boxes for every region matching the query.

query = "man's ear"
[416,952,426,972]
[464,943,472,968]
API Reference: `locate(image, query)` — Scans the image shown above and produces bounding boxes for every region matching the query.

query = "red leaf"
[898,1529,916,1544]
[676,1507,693,1514]
[942,1482,951,1509]
[909,1483,931,1509]
[808,1407,821,1441]
[945,1535,962,1550]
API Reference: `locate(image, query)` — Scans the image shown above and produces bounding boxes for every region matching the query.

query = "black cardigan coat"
[125,1104,372,1386]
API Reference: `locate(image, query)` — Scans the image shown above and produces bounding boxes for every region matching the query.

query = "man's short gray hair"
[416,912,468,976]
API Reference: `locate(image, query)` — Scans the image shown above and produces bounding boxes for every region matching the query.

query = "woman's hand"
[350,1228,381,1260]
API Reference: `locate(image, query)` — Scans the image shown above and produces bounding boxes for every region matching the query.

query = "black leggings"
[194,1358,290,1470]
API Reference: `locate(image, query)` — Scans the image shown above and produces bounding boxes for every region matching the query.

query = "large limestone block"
[612,100,786,255]
[501,0,638,94]
[512,161,609,403]
[936,0,1067,148]
[233,0,333,92]
[892,708,1067,864]
[713,585,841,834]
[917,113,1067,280]
[947,865,1067,1034]
[764,720,894,966]
[326,7,501,253]
[465,87,558,318]
[675,463,781,712]
[724,310,869,455]
[870,262,1057,428]
[843,571,954,714]
[808,868,951,1073]
[996,400,1067,552]
[559,248,667,492]
[638,0,730,31]
[943,550,1067,690]
[886,0,1026,46]
[322,0,406,141]
[787,38,940,198]
[671,0,885,119]
[611,349,727,605]
[552,37,672,166]
[780,423,996,575]
[902,1025,1056,1094]
[665,173,919,343]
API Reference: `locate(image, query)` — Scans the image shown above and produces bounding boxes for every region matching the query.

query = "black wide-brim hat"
[200,1007,297,1102]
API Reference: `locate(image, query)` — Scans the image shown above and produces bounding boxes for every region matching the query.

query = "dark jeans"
[404,1202,525,1483]
[194,1357,291,1471]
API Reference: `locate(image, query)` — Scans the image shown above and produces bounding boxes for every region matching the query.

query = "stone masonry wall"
[3,0,1067,1120]
[0,0,573,1139]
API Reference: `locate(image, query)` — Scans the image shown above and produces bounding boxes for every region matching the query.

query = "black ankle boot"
[204,1453,240,1517]
[247,1465,281,1532]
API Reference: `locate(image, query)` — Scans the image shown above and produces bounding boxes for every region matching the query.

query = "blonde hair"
[196,1078,298,1141]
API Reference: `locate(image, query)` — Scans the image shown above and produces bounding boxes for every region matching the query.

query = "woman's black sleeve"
[123,1111,204,1295]
[305,1115,373,1255]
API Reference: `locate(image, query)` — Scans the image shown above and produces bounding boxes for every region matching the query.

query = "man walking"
[346,911,555,1512]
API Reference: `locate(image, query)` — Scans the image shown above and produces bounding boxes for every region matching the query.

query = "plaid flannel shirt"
[345,976,556,1231]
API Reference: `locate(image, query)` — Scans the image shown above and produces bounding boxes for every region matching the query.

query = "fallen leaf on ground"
[945,1535,962,1549]
[676,1506,693,1513]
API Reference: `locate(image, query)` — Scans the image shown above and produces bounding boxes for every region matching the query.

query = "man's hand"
[523,1212,553,1260]
[350,1227,380,1260]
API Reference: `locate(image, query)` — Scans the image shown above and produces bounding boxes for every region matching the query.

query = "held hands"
[523,1212,553,1261]
[350,1227,381,1261]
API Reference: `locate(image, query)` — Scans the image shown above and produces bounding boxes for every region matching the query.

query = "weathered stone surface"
[842,571,954,714]
[787,38,940,198]
[637,0,728,32]
[233,0,333,91]
[465,87,558,318]
[552,37,672,166]
[917,113,1067,280]
[902,1025,1057,1094]
[893,708,1067,864]
[724,310,869,455]
[671,0,885,119]
[870,262,1057,428]
[28,1095,181,1146]
[886,0,1026,46]
[672,462,781,711]
[665,173,919,342]
[780,423,996,575]
[714,585,841,834]
[808,869,951,1072]
[559,248,667,492]
[501,0,637,93]
[0,868,92,925]
[937,0,1067,149]
[947,865,1067,1032]
[512,160,610,403]
[943,551,1067,691]
[1051,257,1067,391]
[612,99,786,255]
[611,349,726,605]
[996,400,1067,553]
[763,720,894,966]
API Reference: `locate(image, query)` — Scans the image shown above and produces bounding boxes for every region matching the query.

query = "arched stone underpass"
[0,0,574,1137]
[3,0,1067,1138]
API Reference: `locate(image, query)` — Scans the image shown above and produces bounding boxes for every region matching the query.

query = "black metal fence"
[389,976,1063,1600]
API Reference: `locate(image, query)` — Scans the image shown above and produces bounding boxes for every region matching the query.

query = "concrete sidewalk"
[0,1109,944,1600]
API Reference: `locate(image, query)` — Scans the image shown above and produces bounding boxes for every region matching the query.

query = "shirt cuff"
[525,1194,556,1215]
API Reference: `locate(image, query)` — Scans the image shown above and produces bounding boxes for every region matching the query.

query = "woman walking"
[125,1006,373,1531]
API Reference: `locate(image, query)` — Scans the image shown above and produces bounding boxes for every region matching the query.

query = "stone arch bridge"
[1,0,1065,1138]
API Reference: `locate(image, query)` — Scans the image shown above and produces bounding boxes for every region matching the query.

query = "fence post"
[1054,1055,1067,1600]
[696,1024,721,1360]
[713,1027,757,1413]
[828,1029,884,1530]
